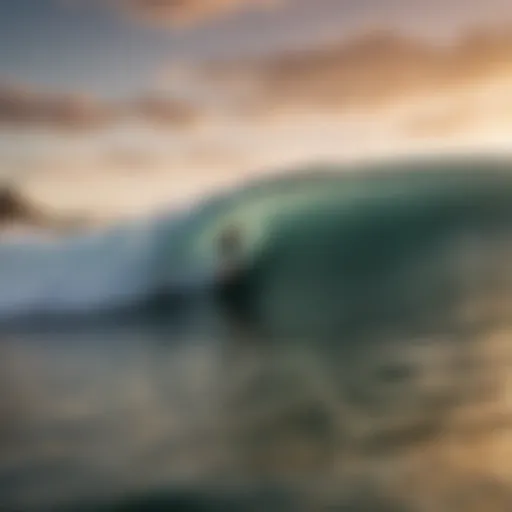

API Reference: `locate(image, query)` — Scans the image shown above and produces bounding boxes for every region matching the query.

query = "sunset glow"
[1,0,512,218]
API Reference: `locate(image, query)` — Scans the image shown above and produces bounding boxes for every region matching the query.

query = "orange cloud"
[119,0,279,26]
[0,85,199,132]
[188,26,512,117]
[404,104,478,138]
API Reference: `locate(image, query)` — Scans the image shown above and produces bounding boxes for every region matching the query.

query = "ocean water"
[2,156,512,510]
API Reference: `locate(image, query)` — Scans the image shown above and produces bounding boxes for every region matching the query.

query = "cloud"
[117,0,280,26]
[401,76,512,139]
[181,26,512,118]
[0,85,116,131]
[404,105,478,138]
[134,96,199,127]
[0,85,200,132]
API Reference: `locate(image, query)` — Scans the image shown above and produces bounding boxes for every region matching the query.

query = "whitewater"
[0,204,214,319]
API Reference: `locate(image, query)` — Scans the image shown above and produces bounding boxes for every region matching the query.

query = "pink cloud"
[118,0,280,26]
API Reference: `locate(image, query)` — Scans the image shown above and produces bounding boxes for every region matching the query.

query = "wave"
[0,207,210,320]
[1,155,512,322]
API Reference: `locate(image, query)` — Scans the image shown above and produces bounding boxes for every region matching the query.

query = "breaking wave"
[1,155,512,323]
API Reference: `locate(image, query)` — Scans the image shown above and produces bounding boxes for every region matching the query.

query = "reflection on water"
[2,298,512,510]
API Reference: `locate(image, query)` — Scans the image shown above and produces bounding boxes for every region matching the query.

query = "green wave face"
[190,156,512,336]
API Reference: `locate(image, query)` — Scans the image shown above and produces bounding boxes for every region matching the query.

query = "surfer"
[214,224,263,325]
[214,225,254,312]
[216,225,244,283]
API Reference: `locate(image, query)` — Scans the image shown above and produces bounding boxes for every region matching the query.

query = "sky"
[1,0,512,219]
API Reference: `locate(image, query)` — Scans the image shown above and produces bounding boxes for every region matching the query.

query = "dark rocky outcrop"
[0,186,45,226]
[0,185,89,235]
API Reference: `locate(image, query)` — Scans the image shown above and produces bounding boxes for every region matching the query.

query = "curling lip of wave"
[0,210,209,321]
